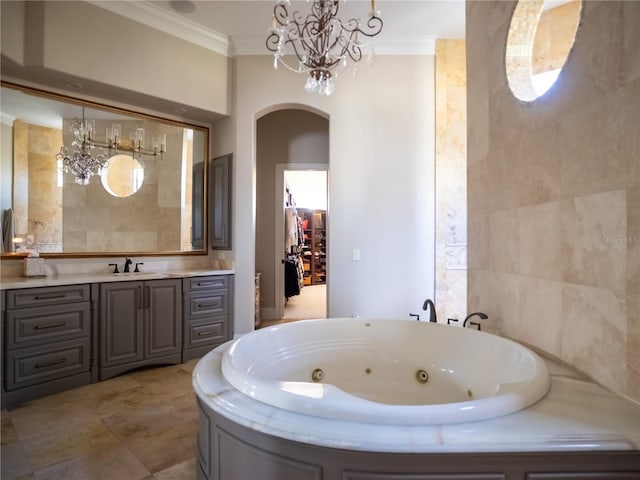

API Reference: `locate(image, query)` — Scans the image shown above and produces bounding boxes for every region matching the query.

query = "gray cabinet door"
[100,281,144,367]
[145,279,182,358]
[192,161,205,250]
[209,154,231,250]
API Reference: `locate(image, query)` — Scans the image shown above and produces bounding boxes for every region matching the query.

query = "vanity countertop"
[194,342,640,454]
[0,269,234,290]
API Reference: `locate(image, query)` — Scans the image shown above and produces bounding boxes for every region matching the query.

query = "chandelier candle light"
[57,108,167,186]
[266,0,383,95]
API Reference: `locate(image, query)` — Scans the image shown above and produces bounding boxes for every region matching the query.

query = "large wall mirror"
[0,82,208,257]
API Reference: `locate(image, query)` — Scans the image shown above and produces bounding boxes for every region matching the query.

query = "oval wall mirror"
[505,0,582,102]
[101,154,145,198]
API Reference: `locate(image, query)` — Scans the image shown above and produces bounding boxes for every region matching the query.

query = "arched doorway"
[254,107,329,326]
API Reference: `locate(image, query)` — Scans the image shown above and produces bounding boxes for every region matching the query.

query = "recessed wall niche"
[505,0,582,102]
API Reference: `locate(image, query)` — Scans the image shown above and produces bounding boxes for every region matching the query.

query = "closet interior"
[284,186,326,302]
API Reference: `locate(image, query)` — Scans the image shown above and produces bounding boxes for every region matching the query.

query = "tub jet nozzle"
[311,368,324,382]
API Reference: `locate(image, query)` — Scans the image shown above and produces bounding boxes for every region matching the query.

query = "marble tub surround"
[195,342,640,454]
[466,0,640,403]
[0,360,199,480]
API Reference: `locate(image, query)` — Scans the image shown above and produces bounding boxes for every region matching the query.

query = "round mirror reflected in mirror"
[101,154,144,198]
[506,0,582,102]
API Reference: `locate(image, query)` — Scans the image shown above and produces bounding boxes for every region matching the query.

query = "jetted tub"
[221,318,550,425]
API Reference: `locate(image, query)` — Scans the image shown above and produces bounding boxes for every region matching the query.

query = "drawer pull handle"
[197,331,213,337]
[197,303,217,308]
[34,322,66,330]
[35,358,66,369]
[33,294,66,300]
[197,282,220,287]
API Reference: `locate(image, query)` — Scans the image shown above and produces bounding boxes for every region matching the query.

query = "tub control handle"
[409,313,420,321]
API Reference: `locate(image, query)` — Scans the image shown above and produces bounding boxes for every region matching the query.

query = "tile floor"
[1,359,200,480]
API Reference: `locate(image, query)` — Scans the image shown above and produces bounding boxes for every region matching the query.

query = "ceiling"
[1,1,466,126]
[96,1,466,56]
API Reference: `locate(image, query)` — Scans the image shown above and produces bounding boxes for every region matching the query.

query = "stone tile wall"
[435,39,468,323]
[466,1,640,402]
[12,120,63,251]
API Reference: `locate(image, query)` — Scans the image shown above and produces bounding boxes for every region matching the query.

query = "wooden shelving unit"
[298,209,326,285]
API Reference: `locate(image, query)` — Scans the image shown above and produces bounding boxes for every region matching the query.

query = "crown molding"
[1,112,16,126]
[88,1,434,57]
[87,1,230,56]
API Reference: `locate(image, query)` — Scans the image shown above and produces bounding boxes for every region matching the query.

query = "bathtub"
[221,318,550,425]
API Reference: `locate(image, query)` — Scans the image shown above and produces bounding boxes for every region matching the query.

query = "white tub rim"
[221,318,551,425]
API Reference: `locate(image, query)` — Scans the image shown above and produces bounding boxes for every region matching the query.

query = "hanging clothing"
[284,258,301,298]
[284,207,299,254]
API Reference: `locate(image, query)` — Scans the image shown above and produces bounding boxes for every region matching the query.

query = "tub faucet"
[422,299,437,323]
[463,312,488,330]
[123,257,132,273]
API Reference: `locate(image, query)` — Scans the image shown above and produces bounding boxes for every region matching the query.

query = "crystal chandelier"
[56,111,108,186]
[56,108,167,186]
[266,0,383,95]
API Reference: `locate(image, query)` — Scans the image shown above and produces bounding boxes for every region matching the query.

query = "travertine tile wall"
[466,1,639,402]
[435,40,468,323]
[12,120,63,251]
[61,121,184,252]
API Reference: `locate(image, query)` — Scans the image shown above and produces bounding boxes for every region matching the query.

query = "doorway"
[280,169,327,322]
[254,108,329,327]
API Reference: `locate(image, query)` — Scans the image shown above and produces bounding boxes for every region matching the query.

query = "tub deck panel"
[201,400,640,480]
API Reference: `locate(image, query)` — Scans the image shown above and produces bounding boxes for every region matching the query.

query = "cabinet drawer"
[185,291,229,319]
[184,275,230,292]
[5,338,90,391]
[188,321,226,347]
[6,303,91,349]
[6,285,91,308]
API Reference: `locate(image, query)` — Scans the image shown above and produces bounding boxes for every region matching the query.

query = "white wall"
[233,55,436,333]
[2,1,230,118]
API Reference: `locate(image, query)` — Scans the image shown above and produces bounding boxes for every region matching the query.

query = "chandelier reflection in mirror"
[56,108,167,186]
[266,0,383,96]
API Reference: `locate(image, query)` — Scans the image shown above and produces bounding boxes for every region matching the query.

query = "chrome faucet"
[123,257,132,273]
[422,299,437,323]
[463,312,488,330]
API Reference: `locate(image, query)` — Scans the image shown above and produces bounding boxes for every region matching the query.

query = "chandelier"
[266,0,383,95]
[56,108,167,186]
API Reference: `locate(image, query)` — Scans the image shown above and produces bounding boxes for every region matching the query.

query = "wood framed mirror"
[0,82,209,258]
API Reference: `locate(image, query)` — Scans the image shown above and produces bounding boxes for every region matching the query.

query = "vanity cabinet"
[209,153,232,250]
[182,275,233,361]
[1,273,233,407]
[2,284,96,407]
[99,279,182,380]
